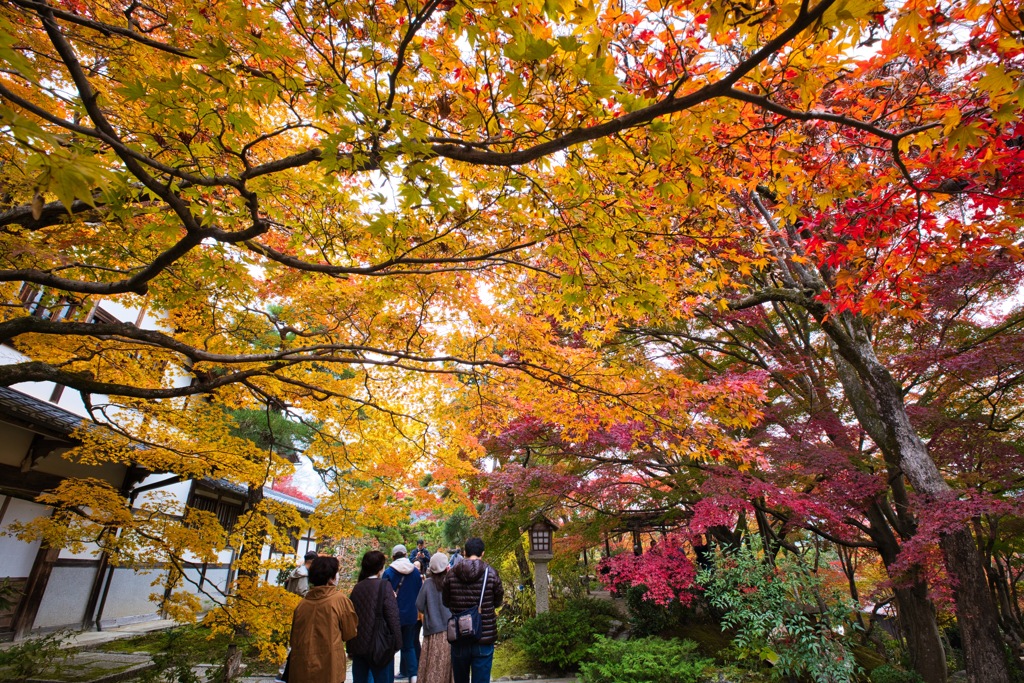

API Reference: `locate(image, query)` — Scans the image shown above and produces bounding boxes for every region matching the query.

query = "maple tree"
[1,0,1023,678]
[624,260,1024,681]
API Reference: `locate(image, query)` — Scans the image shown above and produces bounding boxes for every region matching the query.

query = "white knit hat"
[428,552,450,575]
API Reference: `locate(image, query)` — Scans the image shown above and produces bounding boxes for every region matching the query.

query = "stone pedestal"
[533,559,551,613]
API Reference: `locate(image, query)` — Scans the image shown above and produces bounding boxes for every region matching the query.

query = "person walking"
[348,550,403,683]
[442,537,504,683]
[288,555,359,683]
[383,544,424,683]
[416,552,454,683]
[285,551,319,596]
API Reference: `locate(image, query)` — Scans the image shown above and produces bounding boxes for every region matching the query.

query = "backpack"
[285,567,306,595]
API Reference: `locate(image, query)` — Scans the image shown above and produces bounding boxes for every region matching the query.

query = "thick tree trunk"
[974,523,1024,665]
[828,318,1011,683]
[893,583,948,683]
[940,529,1010,682]
[222,643,244,682]
[862,503,947,683]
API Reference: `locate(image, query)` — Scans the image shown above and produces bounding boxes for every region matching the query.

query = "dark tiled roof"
[0,387,316,514]
[0,386,87,439]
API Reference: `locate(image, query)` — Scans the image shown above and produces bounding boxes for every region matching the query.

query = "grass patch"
[97,626,225,662]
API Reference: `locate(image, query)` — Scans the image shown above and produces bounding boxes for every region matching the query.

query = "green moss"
[672,623,734,659]
[58,663,139,682]
[95,631,170,654]
[853,645,889,673]
[95,624,276,671]
[491,639,548,679]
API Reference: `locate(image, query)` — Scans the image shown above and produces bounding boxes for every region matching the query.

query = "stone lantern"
[527,516,558,613]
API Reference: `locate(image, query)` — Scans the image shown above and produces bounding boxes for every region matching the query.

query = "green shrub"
[869,664,924,683]
[624,584,670,637]
[516,599,616,672]
[563,596,620,623]
[578,636,712,683]
[698,536,861,683]
[496,584,536,641]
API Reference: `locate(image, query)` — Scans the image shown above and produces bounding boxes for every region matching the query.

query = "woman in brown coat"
[289,555,359,683]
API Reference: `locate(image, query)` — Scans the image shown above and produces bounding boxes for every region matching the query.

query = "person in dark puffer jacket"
[441,537,504,683]
[348,550,402,683]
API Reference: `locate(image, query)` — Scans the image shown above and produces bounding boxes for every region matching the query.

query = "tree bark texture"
[866,503,948,683]
[893,583,948,683]
[940,529,1012,683]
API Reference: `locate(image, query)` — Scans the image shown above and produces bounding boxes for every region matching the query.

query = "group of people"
[284,536,504,683]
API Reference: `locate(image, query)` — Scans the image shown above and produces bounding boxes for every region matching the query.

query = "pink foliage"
[596,535,699,606]
[887,491,1024,608]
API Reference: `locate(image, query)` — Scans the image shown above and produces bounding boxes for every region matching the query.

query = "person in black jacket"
[348,550,403,683]
[442,537,504,683]
[411,539,432,573]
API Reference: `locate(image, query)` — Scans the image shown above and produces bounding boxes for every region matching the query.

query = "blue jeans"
[451,642,494,683]
[351,655,394,683]
[399,622,420,679]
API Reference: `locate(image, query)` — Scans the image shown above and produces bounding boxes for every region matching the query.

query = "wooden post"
[12,546,60,639]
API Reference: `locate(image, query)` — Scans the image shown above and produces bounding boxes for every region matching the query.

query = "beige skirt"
[419,630,454,683]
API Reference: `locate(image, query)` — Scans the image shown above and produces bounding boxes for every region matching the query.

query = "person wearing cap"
[286,550,320,596]
[383,544,424,683]
[415,552,453,683]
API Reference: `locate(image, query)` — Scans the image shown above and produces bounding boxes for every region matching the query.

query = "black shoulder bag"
[446,567,489,643]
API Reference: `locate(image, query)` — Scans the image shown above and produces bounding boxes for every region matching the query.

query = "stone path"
[6,619,578,682]
[231,652,579,683]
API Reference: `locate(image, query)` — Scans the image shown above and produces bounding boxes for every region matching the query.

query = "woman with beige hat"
[415,552,454,683]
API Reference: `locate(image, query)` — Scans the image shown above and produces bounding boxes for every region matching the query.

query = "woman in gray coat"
[415,552,454,683]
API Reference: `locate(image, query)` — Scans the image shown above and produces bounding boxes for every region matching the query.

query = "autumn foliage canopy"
[0,0,1023,677]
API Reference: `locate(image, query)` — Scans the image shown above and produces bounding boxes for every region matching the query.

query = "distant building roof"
[207,477,317,515]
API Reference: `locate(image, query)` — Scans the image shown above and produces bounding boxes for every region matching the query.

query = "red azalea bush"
[596,536,699,607]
